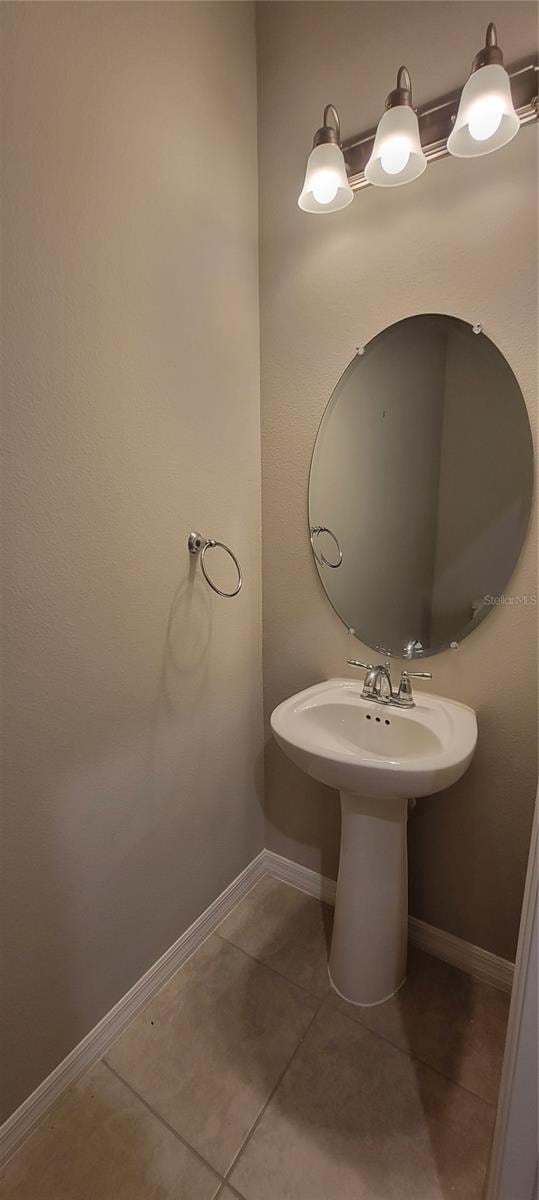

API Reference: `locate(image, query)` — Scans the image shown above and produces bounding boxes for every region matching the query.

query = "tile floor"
[1,875,509,1199]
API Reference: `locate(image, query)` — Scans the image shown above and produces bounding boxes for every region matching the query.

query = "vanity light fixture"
[299,24,538,212]
[298,104,353,213]
[447,23,520,157]
[364,66,427,187]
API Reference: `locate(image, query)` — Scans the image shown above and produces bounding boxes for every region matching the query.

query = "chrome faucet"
[364,663,393,704]
[347,659,432,708]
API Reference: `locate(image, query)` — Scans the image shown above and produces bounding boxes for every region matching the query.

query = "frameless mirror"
[309,314,534,658]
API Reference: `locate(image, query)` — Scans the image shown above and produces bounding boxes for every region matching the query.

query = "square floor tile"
[329,946,509,1103]
[230,1005,495,1200]
[216,876,332,997]
[0,1062,220,1200]
[106,934,317,1175]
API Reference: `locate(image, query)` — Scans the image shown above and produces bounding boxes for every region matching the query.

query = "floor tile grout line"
[218,900,499,1110]
[322,997,499,1111]
[217,1183,247,1200]
[214,929,329,1003]
[3,866,501,1196]
[102,1059,224,1187]
[222,994,327,1187]
[215,916,501,1110]
[211,877,503,1109]
[103,876,499,1186]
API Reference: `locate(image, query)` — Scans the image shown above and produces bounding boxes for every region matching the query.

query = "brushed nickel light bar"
[298,24,538,210]
[343,57,538,192]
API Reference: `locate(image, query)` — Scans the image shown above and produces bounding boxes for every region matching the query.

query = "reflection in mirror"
[310,525,343,569]
[309,315,534,658]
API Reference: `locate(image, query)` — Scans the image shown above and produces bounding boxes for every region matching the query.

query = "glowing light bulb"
[311,169,340,205]
[380,137,411,176]
[468,97,503,141]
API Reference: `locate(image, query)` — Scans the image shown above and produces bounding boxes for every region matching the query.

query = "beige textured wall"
[1,1,263,1122]
[257,1,538,961]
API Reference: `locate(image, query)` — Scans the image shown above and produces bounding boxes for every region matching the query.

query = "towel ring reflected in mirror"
[188,531,242,598]
[310,525,343,569]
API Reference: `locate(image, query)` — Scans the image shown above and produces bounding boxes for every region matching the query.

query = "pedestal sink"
[270,679,477,1006]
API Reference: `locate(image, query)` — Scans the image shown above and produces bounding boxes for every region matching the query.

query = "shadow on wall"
[157,555,212,714]
[264,739,341,882]
[155,555,265,829]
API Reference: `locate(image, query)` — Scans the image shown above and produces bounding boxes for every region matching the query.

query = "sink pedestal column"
[329,792,409,1006]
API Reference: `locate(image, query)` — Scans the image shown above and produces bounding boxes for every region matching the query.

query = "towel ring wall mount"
[188,532,242,597]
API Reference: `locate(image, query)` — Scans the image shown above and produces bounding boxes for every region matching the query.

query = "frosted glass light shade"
[447,63,519,157]
[365,105,427,187]
[298,142,353,213]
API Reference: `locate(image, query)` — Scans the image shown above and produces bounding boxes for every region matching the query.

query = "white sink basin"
[270,678,477,798]
[271,678,477,1008]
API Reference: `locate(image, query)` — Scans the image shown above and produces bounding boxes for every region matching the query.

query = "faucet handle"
[347,660,373,670]
[396,668,432,708]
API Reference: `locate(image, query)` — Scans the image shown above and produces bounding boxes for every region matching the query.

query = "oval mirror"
[309,314,534,658]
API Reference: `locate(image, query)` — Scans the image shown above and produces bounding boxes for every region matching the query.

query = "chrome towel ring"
[188,531,242,598]
[310,525,343,569]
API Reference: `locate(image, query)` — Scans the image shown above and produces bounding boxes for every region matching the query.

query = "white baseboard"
[260,848,337,904]
[0,849,267,1167]
[1,844,514,1167]
[260,849,514,993]
[408,915,514,993]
